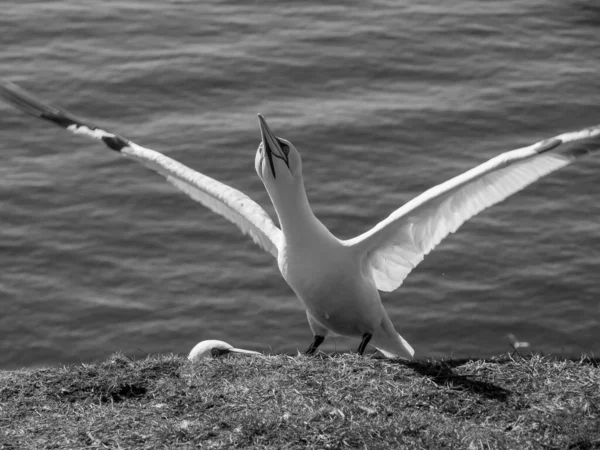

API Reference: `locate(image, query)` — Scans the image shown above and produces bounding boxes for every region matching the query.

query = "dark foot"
[357,333,372,355]
[305,335,325,355]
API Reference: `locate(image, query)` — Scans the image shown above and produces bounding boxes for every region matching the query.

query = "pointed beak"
[258,114,284,178]
[230,347,262,356]
[210,347,261,358]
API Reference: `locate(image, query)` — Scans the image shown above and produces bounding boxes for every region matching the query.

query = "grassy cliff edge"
[1,352,599,449]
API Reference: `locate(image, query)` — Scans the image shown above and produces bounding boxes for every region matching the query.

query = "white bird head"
[188,339,261,360]
[256,114,303,190]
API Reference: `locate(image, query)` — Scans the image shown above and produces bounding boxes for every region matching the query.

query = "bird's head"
[188,339,261,360]
[255,114,303,191]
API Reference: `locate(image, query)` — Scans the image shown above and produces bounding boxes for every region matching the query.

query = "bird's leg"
[357,333,372,355]
[305,335,325,355]
[305,311,329,355]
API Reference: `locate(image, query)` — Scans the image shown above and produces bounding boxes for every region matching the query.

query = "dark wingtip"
[2,81,131,153]
[535,138,562,154]
[40,111,81,129]
[1,80,89,130]
[101,135,129,152]
[1,81,59,118]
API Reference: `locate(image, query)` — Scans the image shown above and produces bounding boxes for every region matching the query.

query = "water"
[1,0,599,369]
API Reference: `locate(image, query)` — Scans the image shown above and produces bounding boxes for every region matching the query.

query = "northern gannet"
[188,340,261,360]
[2,81,599,359]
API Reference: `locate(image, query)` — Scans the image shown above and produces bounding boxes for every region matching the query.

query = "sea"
[1,0,599,369]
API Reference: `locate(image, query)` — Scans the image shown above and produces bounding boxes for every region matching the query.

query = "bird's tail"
[374,333,414,359]
[371,315,415,359]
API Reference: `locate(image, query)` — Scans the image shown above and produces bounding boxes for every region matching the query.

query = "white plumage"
[188,340,261,360]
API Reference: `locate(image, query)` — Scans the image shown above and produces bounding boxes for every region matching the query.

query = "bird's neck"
[269,181,333,243]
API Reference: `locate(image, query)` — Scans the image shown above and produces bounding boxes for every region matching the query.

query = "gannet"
[2,81,600,359]
[188,340,261,360]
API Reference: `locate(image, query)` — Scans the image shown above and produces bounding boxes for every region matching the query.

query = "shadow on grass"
[53,356,182,404]
[394,359,511,401]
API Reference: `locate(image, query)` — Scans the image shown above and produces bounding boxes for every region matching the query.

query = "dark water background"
[1,0,599,369]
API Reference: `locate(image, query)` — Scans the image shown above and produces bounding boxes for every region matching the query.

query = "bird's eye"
[280,143,290,155]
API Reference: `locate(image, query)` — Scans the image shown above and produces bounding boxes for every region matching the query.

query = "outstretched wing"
[1,81,282,258]
[346,125,600,292]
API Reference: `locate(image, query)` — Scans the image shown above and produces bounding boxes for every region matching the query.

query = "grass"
[0,351,599,449]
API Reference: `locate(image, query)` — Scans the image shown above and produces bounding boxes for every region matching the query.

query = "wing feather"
[1,81,281,258]
[346,126,600,292]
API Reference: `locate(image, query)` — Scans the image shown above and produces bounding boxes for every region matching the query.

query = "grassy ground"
[0,351,598,449]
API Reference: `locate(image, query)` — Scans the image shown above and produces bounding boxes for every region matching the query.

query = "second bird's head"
[256,114,303,190]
